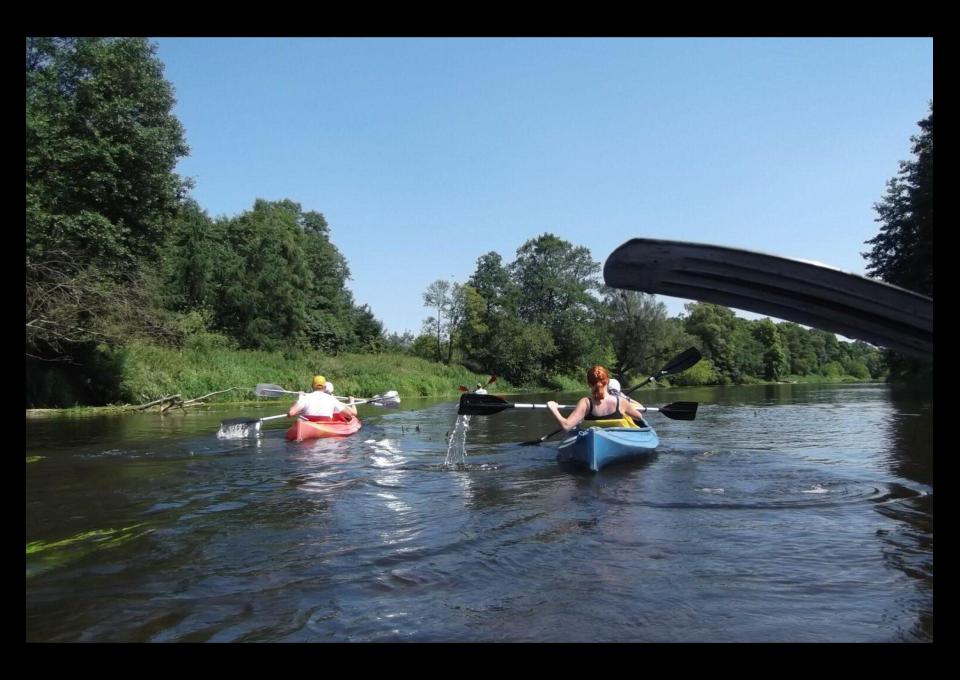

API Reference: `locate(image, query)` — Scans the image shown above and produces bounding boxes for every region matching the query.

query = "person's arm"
[547,397,589,431]
[288,393,306,418]
[334,398,358,418]
[620,396,647,422]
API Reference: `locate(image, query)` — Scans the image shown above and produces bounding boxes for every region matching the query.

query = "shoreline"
[25,379,891,418]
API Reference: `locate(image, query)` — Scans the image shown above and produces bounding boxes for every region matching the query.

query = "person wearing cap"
[546,365,648,432]
[287,375,358,422]
[608,378,648,427]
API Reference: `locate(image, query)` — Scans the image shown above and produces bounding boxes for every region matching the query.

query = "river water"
[25,383,932,642]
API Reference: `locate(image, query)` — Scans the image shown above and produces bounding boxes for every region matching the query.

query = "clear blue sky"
[152,37,932,336]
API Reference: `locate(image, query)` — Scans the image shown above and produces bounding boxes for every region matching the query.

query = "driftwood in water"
[135,387,245,413]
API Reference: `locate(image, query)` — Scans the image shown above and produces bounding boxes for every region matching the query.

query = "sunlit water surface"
[26,383,932,642]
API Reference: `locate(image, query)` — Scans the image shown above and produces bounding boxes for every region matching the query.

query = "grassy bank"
[26,339,889,411]
[115,341,515,406]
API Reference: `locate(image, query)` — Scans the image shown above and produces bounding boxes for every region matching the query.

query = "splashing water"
[217,421,261,439]
[443,415,471,469]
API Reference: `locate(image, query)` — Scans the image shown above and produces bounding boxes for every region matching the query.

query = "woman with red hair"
[546,365,648,432]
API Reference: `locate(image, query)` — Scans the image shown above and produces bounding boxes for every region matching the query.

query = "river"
[26,383,932,642]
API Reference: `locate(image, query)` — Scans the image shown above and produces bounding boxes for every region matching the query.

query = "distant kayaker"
[547,365,648,431]
[473,382,488,395]
[288,375,358,422]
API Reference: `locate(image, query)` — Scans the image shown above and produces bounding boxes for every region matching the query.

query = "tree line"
[25,38,931,405]
[400,235,887,387]
[26,38,381,405]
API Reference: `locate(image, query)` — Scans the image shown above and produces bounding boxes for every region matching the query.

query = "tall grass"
[118,341,512,405]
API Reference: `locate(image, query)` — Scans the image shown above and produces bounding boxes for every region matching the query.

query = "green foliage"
[862,103,933,385]
[410,333,439,361]
[602,288,696,383]
[26,37,190,266]
[682,303,741,382]
[114,342,513,404]
[444,234,604,384]
[821,361,844,379]
[667,358,718,387]
[843,359,871,380]
[863,103,932,298]
[752,319,788,381]
[160,198,385,354]
[26,37,190,370]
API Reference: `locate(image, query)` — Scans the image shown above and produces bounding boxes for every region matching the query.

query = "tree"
[683,303,740,383]
[751,319,788,381]
[601,288,694,383]
[863,103,932,298]
[27,38,190,266]
[419,280,470,364]
[862,103,933,384]
[26,37,190,373]
[508,234,603,376]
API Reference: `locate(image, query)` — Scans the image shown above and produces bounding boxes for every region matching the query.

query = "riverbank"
[26,340,524,411]
[25,339,889,412]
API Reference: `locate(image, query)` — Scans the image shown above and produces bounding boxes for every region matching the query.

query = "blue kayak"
[556,425,659,472]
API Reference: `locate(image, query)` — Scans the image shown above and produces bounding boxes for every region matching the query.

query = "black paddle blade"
[625,347,703,395]
[661,347,702,375]
[659,401,699,421]
[458,393,511,415]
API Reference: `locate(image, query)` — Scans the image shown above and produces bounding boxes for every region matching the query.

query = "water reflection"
[26,385,934,642]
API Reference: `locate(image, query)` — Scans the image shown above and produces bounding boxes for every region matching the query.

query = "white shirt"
[294,390,347,418]
[474,388,487,395]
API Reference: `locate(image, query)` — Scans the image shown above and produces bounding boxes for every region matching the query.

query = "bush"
[669,358,718,386]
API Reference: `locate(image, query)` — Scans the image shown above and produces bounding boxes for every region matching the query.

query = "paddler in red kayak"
[287,375,358,423]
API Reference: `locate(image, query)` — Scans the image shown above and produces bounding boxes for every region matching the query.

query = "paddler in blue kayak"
[607,378,649,427]
[288,375,358,423]
[546,365,648,432]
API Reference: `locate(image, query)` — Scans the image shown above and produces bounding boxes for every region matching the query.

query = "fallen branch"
[181,387,244,406]
[136,395,181,411]
[134,387,245,413]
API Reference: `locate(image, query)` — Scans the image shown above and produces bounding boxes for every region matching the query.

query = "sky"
[152,37,932,337]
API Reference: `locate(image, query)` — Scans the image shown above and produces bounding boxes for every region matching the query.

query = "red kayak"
[285,417,362,442]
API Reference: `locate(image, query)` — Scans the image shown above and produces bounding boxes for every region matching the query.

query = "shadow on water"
[871,384,933,641]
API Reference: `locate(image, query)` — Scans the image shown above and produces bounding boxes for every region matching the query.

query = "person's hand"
[546,400,558,411]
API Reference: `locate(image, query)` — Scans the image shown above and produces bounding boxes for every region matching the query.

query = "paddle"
[458,375,497,392]
[255,383,401,407]
[604,238,933,358]
[519,347,702,446]
[219,413,288,428]
[610,347,702,398]
[459,393,698,421]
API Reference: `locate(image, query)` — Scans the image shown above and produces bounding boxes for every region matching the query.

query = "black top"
[582,395,623,421]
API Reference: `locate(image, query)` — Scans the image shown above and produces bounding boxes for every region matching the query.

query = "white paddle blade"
[255,383,294,398]
[365,391,401,408]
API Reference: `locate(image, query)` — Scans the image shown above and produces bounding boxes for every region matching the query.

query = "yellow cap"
[312,375,326,389]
